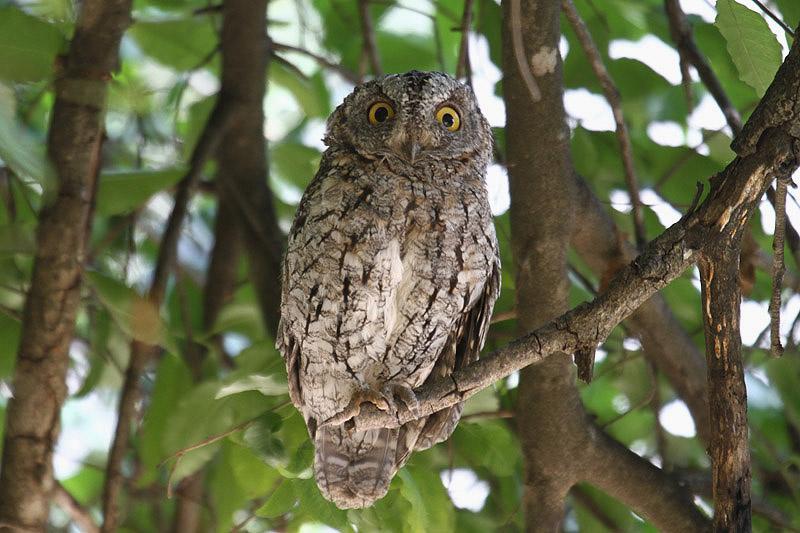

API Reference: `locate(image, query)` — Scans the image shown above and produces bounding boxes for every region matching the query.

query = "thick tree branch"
[0,1,132,531]
[699,241,751,531]
[217,0,283,338]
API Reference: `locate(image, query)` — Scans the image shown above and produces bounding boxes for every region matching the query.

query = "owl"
[277,70,501,509]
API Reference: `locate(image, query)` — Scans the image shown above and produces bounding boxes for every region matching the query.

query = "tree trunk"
[0,1,132,531]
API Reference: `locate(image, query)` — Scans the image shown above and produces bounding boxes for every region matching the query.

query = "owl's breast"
[280,155,496,420]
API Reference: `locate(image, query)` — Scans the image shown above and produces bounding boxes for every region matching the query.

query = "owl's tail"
[314,424,401,509]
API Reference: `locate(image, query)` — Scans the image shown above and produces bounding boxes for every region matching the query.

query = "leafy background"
[0,0,799,531]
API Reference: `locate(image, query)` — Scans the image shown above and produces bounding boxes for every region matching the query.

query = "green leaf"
[128,19,218,72]
[291,477,350,531]
[774,0,800,33]
[398,466,454,533]
[227,440,281,498]
[0,222,36,256]
[453,421,520,477]
[160,380,270,484]
[270,140,321,191]
[256,479,296,518]
[138,354,194,483]
[59,464,105,505]
[243,412,290,469]
[0,7,65,82]
[715,0,783,96]
[0,87,56,189]
[0,312,20,378]
[269,62,329,118]
[216,373,288,399]
[96,169,185,216]
[85,270,166,345]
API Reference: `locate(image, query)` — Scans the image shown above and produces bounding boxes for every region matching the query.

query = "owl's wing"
[408,258,502,452]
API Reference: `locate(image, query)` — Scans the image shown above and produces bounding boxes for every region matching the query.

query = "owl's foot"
[381,383,420,420]
[319,387,390,427]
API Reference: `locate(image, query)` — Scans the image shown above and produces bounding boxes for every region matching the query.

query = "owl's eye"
[435,105,461,131]
[368,102,395,124]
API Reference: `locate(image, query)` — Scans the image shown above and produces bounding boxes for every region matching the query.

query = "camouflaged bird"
[277,70,500,509]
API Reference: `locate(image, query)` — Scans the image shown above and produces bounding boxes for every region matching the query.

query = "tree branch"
[455,0,474,79]
[664,0,744,135]
[571,175,712,444]
[770,174,788,356]
[53,482,99,533]
[352,126,799,486]
[0,0,132,530]
[358,0,382,76]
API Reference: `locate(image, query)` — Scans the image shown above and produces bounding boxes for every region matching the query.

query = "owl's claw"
[319,387,389,428]
[318,383,421,429]
[381,383,420,420]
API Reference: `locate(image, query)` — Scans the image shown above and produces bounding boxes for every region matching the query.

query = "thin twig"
[770,175,788,356]
[272,42,360,84]
[751,0,795,38]
[358,0,382,76]
[509,0,541,102]
[456,0,474,79]
[461,409,515,421]
[54,482,100,533]
[158,418,255,498]
[563,0,646,247]
[664,0,743,135]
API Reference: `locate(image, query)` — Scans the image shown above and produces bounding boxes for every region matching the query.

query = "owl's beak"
[401,140,421,165]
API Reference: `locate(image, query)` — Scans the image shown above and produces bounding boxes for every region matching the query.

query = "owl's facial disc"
[385,127,437,165]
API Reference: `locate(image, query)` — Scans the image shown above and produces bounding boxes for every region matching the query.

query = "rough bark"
[216,0,283,338]
[0,1,132,531]
[501,0,582,528]
[698,243,751,532]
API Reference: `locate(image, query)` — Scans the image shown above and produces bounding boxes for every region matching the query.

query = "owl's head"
[324,70,492,166]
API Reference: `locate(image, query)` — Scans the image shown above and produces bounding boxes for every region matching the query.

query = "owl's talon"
[381,384,420,420]
[319,387,390,428]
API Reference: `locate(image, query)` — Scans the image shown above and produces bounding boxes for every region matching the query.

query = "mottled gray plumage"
[277,70,501,509]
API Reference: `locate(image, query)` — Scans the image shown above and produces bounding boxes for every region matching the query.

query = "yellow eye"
[435,105,460,131]
[368,102,395,124]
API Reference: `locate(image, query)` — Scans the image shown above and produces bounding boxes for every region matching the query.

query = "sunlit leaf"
[398,466,454,533]
[216,373,287,398]
[715,0,783,96]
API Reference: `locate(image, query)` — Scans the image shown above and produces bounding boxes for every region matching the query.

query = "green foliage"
[0,7,65,82]
[715,0,783,96]
[0,0,798,531]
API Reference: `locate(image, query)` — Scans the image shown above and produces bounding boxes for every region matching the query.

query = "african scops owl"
[277,70,501,509]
